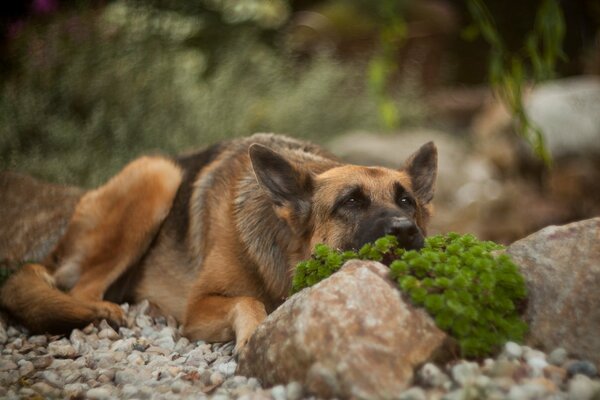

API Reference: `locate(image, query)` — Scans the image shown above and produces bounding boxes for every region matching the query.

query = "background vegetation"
[0,0,598,187]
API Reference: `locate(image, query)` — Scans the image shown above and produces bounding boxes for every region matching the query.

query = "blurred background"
[0,0,599,244]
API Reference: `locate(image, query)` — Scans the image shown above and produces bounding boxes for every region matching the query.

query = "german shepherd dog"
[0,134,437,352]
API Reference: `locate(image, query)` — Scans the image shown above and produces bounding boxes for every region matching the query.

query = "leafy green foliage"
[466,0,566,166]
[1,3,423,188]
[291,233,528,358]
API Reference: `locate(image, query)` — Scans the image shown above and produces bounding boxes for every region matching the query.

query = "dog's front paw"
[94,301,127,328]
[234,333,252,357]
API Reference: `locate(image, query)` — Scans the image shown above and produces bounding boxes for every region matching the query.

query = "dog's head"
[249,142,437,254]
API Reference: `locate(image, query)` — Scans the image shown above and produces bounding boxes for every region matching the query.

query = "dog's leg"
[1,157,184,334]
[0,264,126,333]
[51,156,183,305]
[182,295,267,353]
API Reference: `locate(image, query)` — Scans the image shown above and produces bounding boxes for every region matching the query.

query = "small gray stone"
[126,352,145,366]
[6,338,23,351]
[6,326,20,337]
[567,361,598,378]
[548,348,568,366]
[503,342,523,360]
[419,362,450,388]
[399,387,427,400]
[175,337,190,352]
[18,360,34,377]
[121,384,138,398]
[28,335,47,346]
[63,370,82,384]
[170,380,189,393]
[568,374,600,400]
[0,359,17,371]
[155,335,175,350]
[64,383,87,397]
[18,388,36,398]
[0,370,19,386]
[118,327,135,338]
[210,371,225,386]
[48,339,77,358]
[40,370,63,387]
[286,381,303,400]
[31,381,61,397]
[49,358,73,369]
[271,384,287,400]
[451,361,480,386]
[527,357,549,377]
[247,377,261,389]
[31,355,54,369]
[86,386,114,400]
[98,327,119,340]
[218,361,237,376]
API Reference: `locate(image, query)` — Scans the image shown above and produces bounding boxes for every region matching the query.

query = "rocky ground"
[1,298,599,400]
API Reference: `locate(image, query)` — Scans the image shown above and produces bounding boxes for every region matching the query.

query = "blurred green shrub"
[1,2,422,188]
[466,0,566,166]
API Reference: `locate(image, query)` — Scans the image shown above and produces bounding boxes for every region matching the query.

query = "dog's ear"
[403,141,437,204]
[249,144,313,207]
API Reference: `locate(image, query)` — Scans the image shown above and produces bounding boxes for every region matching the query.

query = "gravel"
[0,301,304,399]
[1,303,599,400]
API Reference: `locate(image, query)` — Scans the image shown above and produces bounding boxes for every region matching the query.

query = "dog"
[0,133,437,352]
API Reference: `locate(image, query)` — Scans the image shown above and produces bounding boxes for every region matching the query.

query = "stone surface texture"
[507,217,600,369]
[237,260,449,399]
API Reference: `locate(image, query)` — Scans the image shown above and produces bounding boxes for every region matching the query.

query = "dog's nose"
[385,217,418,244]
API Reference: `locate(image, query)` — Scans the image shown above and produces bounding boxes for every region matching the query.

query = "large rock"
[237,260,450,399]
[507,218,600,369]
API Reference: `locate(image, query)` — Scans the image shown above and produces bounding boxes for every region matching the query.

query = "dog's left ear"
[249,144,313,208]
[403,141,437,204]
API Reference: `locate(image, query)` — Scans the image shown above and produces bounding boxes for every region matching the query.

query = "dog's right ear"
[403,141,437,205]
[249,144,313,207]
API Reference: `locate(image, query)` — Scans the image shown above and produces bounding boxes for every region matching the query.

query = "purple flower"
[32,0,58,14]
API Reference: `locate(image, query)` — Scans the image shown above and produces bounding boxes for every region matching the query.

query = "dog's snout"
[385,217,417,239]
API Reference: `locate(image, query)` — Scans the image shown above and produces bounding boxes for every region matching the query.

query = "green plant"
[291,233,528,358]
[465,0,566,166]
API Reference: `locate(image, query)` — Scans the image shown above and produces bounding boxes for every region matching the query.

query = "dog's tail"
[0,264,107,333]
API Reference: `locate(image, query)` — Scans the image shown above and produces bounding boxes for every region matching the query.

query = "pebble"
[0,359,17,371]
[28,335,47,346]
[548,347,568,366]
[271,384,287,400]
[503,341,523,360]
[98,327,120,340]
[451,361,480,386]
[86,387,113,400]
[567,361,598,378]
[418,362,450,388]
[47,339,77,358]
[527,356,549,377]
[568,374,600,400]
[31,381,61,397]
[399,386,427,400]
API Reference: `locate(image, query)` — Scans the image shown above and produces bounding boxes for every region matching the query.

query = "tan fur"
[0,134,436,352]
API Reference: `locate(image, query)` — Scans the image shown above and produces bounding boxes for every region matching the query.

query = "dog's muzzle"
[353,214,424,251]
[384,217,424,250]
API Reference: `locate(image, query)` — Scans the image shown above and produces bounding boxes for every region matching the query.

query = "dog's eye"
[345,197,360,206]
[398,196,414,207]
[341,194,368,209]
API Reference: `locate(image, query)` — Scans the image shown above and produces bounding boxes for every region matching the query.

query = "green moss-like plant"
[291,233,528,358]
